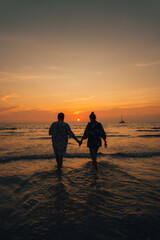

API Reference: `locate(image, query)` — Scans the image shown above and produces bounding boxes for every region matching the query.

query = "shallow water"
[0,122,160,239]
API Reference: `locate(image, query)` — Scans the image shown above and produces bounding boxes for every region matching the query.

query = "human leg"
[89,147,98,171]
[55,154,63,170]
[53,145,63,170]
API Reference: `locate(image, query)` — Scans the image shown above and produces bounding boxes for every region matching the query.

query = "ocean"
[0,121,160,240]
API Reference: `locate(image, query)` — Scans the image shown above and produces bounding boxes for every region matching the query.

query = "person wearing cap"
[49,113,80,170]
[80,112,107,170]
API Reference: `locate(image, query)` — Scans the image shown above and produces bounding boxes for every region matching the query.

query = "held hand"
[105,141,107,148]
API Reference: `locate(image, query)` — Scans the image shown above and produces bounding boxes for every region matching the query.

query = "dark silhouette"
[49,113,80,170]
[80,112,107,171]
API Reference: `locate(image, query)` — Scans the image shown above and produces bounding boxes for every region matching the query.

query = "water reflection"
[1,160,160,240]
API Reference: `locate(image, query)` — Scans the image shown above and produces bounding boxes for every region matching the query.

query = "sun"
[77,118,80,122]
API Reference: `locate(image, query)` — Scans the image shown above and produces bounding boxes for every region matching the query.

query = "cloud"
[95,71,103,76]
[89,71,104,76]
[0,71,42,80]
[0,71,69,81]
[1,93,19,101]
[0,34,31,43]
[73,111,84,115]
[43,66,58,70]
[0,105,21,112]
[136,60,160,67]
[43,66,104,76]
[76,96,95,101]
[65,96,95,102]
[43,66,77,73]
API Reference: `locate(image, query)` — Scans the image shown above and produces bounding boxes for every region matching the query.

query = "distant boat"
[119,116,125,124]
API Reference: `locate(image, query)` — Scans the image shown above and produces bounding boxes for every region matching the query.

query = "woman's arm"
[100,124,107,147]
[104,138,107,148]
[80,124,89,146]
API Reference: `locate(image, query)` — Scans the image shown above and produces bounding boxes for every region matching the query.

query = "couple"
[49,112,107,171]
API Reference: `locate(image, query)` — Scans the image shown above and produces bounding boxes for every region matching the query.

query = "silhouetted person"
[49,113,80,170]
[80,112,107,171]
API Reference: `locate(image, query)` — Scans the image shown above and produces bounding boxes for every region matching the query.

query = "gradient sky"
[0,0,160,122]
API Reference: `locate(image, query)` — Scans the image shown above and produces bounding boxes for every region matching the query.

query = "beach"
[0,122,160,240]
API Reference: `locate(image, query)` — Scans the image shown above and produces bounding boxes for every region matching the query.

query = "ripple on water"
[0,160,160,240]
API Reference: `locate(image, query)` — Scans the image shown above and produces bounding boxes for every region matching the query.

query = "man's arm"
[72,132,81,144]
[67,125,80,144]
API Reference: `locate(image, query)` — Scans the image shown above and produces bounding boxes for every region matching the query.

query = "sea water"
[0,122,160,239]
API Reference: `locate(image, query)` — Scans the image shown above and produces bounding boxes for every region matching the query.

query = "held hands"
[76,138,82,146]
[104,141,107,148]
[78,140,82,146]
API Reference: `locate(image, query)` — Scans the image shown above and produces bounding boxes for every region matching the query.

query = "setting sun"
[77,118,80,122]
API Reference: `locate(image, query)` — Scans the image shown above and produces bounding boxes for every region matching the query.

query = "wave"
[30,137,51,140]
[110,152,160,158]
[0,132,24,136]
[1,151,160,163]
[107,134,130,137]
[0,153,91,163]
[137,130,160,132]
[30,136,83,140]
[138,134,160,138]
[0,127,17,131]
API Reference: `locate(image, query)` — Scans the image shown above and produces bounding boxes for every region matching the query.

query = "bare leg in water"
[56,155,63,170]
[89,148,98,171]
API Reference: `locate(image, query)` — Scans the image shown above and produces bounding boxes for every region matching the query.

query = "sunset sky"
[0,0,160,122]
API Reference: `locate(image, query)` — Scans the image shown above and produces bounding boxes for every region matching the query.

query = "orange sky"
[0,0,160,122]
